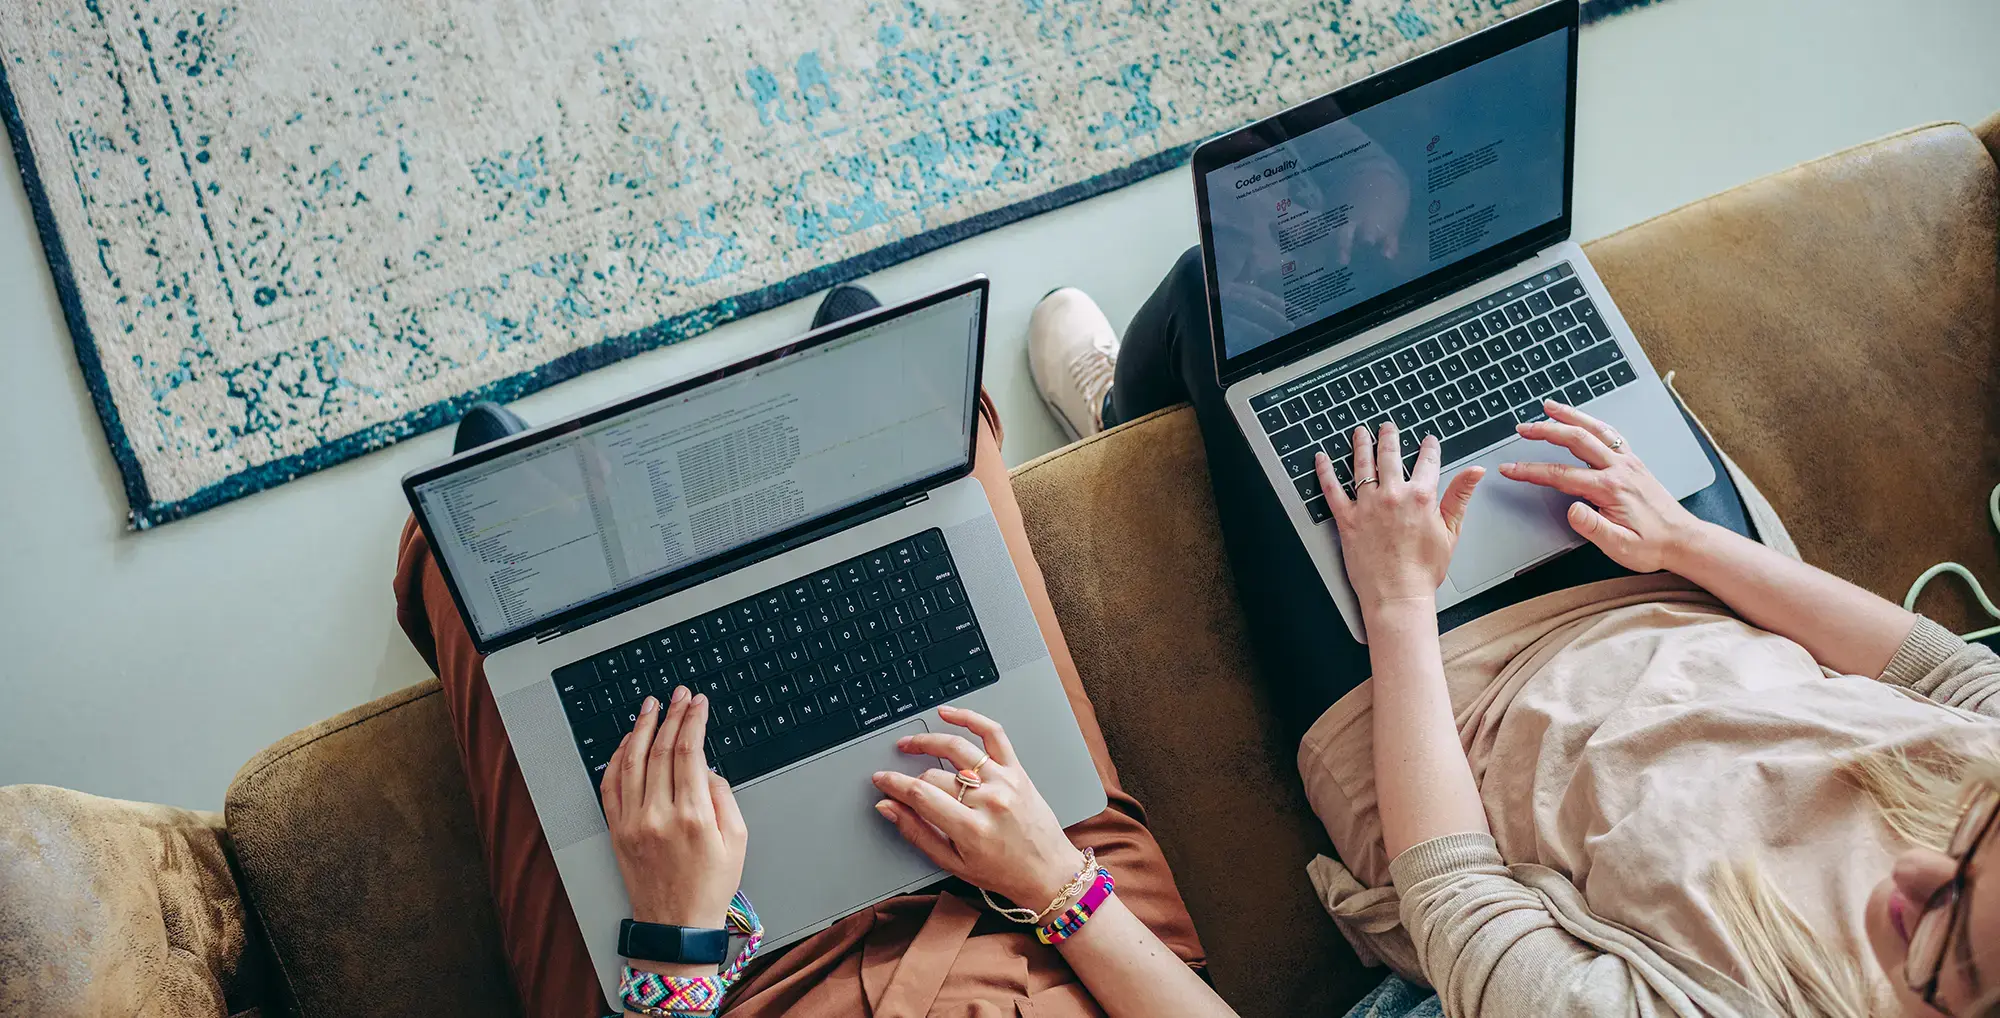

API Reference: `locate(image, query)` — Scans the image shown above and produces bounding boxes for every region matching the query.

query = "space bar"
[718,713,861,784]
[1442,415,1520,466]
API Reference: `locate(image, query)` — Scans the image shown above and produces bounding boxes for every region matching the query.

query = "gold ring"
[954,767,985,802]
[1607,437,1626,451]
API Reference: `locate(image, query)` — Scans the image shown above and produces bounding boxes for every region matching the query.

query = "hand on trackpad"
[1445,439,1586,590]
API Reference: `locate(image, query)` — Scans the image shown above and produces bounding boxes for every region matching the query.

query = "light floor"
[4,0,1998,811]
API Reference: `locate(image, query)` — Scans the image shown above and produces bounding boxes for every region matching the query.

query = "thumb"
[1440,466,1483,535]
[709,771,747,840]
[1568,502,1642,561]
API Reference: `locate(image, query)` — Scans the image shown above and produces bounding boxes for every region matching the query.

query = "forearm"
[1667,519,1915,677]
[1052,895,1235,1018]
[1367,598,1490,859]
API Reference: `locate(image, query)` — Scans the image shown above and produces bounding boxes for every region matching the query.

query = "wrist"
[1004,846,1090,911]
[624,958,722,980]
[1658,516,1722,575]
[1362,593,1438,626]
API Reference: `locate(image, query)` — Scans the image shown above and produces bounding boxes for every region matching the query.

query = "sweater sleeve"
[1391,834,1750,1018]
[1877,616,2000,717]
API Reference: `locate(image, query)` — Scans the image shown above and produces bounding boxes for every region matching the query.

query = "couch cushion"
[1010,408,1372,1018]
[1585,122,2000,632]
[225,680,519,1018]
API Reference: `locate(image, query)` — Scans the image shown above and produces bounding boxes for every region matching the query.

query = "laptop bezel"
[1192,0,1579,388]
[400,276,992,656]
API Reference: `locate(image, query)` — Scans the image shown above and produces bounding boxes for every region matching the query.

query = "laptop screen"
[411,289,983,647]
[1200,24,1571,363]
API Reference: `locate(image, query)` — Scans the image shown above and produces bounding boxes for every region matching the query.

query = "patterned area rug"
[2,0,1662,527]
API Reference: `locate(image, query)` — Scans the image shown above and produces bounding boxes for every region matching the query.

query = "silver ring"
[1606,436,1626,451]
[1355,476,1380,487]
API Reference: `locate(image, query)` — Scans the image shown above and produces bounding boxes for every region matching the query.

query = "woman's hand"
[601,687,747,933]
[1497,400,1702,574]
[1318,422,1484,616]
[872,705,1087,911]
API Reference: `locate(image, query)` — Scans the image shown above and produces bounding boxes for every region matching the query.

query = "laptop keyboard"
[554,528,999,789]
[1251,263,1639,525]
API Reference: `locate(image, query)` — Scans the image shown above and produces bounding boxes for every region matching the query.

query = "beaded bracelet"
[619,891,763,1017]
[1035,868,1115,945]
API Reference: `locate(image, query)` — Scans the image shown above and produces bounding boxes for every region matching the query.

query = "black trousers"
[1105,247,1756,740]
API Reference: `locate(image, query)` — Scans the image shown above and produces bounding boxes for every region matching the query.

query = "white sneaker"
[1027,288,1120,442]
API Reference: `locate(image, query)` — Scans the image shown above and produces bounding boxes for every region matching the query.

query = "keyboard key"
[1302,388,1334,414]
[1609,361,1638,387]
[1550,306,1577,332]
[1587,370,1617,396]
[1516,402,1549,423]
[1501,356,1530,380]
[1547,360,1576,387]
[1440,354,1468,380]
[563,685,600,721]
[1413,393,1441,418]
[1351,365,1379,390]
[1294,473,1320,500]
[1463,344,1490,369]
[915,531,946,558]
[1565,326,1595,351]
[1437,384,1463,409]
[1565,380,1594,404]
[1459,372,1487,397]
[1394,348,1422,373]
[1417,366,1445,389]
[1391,403,1419,429]
[768,708,796,736]
[556,660,602,693]
[1281,396,1312,424]
[1480,392,1509,418]
[926,607,977,643]
[1525,290,1555,315]
[888,690,918,717]
[1328,376,1355,401]
[1479,364,1507,389]
[1526,370,1552,395]
[1440,413,1518,465]
[1462,317,1488,341]
[1567,340,1623,377]
[922,631,988,673]
[1352,392,1379,416]
[838,562,868,588]
[1504,380,1533,406]
[1305,497,1332,524]
[1573,299,1611,340]
[595,649,628,680]
[741,718,770,746]
[1505,300,1532,324]
[1506,327,1535,352]
[1416,338,1445,363]
[1528,318,1555,341]
[1549,278,1586,305]
[1369,358,1398,384]
[1394,375,1423,400]
[1462,398,1488,425]
[1482,309,1511,334]
[1439,327,1467,352]
[856,697,893,729]
[1547,333,1575,360]
[1303,414,1333,440]
[1482,335,1510,361]
[1439,410,1465,436]
[1271,424,1310,455]
[1281,446,1318,478]
[1329,402,1357,430]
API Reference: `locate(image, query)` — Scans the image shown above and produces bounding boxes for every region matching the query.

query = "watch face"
[619,920,730,965]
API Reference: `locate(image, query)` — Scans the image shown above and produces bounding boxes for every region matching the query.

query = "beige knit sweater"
[1299,572,2000,1018]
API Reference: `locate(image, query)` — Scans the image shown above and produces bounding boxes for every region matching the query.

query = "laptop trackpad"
[1445,440,1587,591]
[734,719,940,939]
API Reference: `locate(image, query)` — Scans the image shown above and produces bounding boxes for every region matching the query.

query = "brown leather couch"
[6,114,1999,1018]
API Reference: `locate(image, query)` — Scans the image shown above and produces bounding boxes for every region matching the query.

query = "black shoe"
[454,401,529,454]
[811,283,882,329]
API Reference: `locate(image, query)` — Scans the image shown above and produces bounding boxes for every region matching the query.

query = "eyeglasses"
[1908,786,2000,1015]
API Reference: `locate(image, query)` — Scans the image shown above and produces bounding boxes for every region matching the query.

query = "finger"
[873,769,977,838]
[621,696,661,817]
[936,705,1018,768]
[898,732,987,772]
[1440,466,1484,535]
[874,799,957,868]
[1496,459,1609,499]
[709,772,747,841]
[1350,426,1375,491]
[919,767,962,795]
[1410,435,1442,491]
[674,694,714,816]
[1376,423,1404,484]
[1318,452,1354,524]
[1542,400,1622,448]
[1515,417,1613,469]
[645,686,691,806]
[1569,501,1643,560]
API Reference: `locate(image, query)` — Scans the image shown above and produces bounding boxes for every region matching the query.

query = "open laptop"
[1194,0,1713,642]
[401,278,1105,1003]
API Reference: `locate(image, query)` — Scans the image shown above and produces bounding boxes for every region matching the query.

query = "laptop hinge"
[532,488,933,644]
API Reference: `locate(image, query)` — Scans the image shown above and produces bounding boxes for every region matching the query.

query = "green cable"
[1902,482,2000,642]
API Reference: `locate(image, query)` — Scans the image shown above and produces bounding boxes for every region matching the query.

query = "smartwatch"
[618,919,731,965]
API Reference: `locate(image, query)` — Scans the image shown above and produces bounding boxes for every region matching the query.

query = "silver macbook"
[401,278,1105,1003]
[1193,0,1712,641]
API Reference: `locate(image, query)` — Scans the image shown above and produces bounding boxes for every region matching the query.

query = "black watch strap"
[618,919,731,964]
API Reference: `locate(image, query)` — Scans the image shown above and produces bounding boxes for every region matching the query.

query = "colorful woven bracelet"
[1035,868,1115,945]
[619,891,764,1016]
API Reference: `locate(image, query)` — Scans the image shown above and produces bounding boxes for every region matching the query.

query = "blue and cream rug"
[2,0,1661,527]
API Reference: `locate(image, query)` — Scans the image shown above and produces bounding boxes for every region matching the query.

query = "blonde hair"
[1709,744,2000,1018]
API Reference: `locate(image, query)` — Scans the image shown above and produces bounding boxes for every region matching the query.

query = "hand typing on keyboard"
[1498,399,1700,575]
[1315,421,1484,618]
[602,686,746,968]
